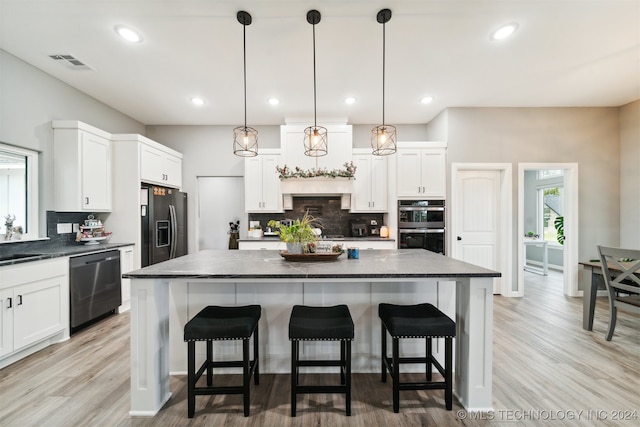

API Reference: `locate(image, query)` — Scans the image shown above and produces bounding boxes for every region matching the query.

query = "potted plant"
[268,212,320,254]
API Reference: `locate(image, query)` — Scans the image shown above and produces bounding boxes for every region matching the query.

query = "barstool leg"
[253,326,260,385]
[187,341,196,418]
[340,340,346,384]
[445,337,453,410]
[381,323,387,383]
[243,339,250,417]
[206,340,213,386]
[392,337,400,413]
[291,340,297,417]
[426,337,433,381]
[346,340,352,416]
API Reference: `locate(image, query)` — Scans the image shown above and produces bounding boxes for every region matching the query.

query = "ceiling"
[1,0,639,126]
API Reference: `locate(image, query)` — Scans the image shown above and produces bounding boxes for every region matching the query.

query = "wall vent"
[48,54,94,70]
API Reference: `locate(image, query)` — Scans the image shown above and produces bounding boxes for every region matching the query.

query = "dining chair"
[596,246,640,341]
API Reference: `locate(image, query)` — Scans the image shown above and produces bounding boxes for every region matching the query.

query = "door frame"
[517,163,579,297]
[451,163,513,296]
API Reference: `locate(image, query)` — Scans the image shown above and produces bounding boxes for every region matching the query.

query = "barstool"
[289,304,354,416]
[183,305,261,418]
[378,303,456,412]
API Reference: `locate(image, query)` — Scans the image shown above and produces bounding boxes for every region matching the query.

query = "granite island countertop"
[123,249,500,280]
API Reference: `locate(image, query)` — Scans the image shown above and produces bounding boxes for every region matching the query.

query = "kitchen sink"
[0,253,42,262]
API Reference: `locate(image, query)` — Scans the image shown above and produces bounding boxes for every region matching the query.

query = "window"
[538,185,563,243]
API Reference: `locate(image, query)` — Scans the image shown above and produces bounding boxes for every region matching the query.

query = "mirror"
[0,142,39,241]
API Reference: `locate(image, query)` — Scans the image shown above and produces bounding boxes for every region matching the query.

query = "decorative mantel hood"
[279,177,353,196]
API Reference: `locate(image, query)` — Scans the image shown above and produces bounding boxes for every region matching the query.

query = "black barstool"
[379,303,456,412]
[183,305,261,417]
[289,304,354,416]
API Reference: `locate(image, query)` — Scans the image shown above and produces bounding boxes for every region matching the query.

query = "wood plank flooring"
[1,271,638,426]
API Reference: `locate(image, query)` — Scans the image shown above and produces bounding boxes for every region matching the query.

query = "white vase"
[286,242,303,254]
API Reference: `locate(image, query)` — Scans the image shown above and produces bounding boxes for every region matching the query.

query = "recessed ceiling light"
[344,97,356,105]
[268,98,280,106]
[420,96,434,105]
[190,97,205,106]
[491,23,518,41]
[115,25,143,43]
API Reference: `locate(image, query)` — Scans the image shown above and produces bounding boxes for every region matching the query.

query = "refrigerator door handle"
[169,204,177,259]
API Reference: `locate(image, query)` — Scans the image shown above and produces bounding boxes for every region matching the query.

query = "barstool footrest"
[297,360,345,367]
[296,385,349,393]
[397,382,446,391]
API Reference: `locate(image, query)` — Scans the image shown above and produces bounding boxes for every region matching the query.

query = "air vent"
[48,54,94,70]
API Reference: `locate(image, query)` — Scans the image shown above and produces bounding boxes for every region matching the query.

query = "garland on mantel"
[276,162,357,179]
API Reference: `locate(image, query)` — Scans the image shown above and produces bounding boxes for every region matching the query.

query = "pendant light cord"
[382,20,386,127]
[243,23,247,128]
[312,22,317,128]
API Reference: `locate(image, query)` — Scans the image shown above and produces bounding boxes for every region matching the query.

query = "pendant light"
[233,11,258,157]
[303,10,328,157]
[371,8,396,156]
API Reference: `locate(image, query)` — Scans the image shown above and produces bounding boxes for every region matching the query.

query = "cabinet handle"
[418,186,421,193]
[422,187,425,193]
[85,197,90,205]
[17,295,23,305]
[6,297,11,309]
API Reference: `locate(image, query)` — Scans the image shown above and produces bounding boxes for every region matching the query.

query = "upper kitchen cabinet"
[139,142,183,189]
[52,120,112,212]
[396,142,447,199]
[351,149,388,212]
[281,124,352,172]
[245,150,283,213]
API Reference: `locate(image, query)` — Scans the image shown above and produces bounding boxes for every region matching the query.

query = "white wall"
[0,49,144,233]
[446,107,622,267]
[619,100,640,248]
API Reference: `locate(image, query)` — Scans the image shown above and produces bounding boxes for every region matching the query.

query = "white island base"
[125,250,497,416]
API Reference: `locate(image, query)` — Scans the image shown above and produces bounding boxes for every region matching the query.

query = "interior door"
[453,170,501,293]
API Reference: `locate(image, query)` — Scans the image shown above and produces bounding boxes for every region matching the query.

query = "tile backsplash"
[248,197,384,237]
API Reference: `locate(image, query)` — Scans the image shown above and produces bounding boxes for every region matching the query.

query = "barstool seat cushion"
[379,303,455,338]
[184,305,261,341]
[289,304,354,340]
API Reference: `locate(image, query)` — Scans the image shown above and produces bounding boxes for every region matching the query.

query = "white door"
[453,170,501,293]
[197,177,245,250]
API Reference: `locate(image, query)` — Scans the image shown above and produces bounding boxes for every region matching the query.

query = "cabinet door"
[369,155,388,211]
[81,132,111,210]
[244,157,264,212]
[119,246,134,309]
[0,289,14,358]
[13,277,64,352]
[351,154,373,212]
[420,149,446,198]
[163,153,182,189]
[261,155,282,212]
[140,144,165,185]
[396,149,422,197]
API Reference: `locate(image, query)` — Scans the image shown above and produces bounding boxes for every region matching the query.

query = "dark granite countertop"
[124,249,500,280]
[0,242,135,267]
[238,236,395,242]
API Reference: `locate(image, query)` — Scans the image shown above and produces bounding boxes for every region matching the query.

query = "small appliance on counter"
[369,219,380,236]
[350,220,368,237]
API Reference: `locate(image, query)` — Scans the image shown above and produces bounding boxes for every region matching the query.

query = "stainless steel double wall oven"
[398,200,446,254]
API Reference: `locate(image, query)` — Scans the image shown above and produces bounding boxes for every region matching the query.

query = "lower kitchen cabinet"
[238,240,396,250]
[0,258,68,367]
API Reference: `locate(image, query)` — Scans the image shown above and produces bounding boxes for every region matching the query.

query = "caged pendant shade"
[233,10,258,157]
[371,8,396,156]
[303,10,328,157]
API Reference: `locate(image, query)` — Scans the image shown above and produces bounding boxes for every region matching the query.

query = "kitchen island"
[124,249,500,415]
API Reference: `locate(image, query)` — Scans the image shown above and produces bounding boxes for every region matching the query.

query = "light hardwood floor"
[1,271,638,426]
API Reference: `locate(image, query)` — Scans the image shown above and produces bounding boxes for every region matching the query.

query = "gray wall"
[446,107,621,267]
[619,100,640,248]
[0,49,145,232]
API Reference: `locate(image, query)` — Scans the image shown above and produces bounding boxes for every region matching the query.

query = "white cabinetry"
[52,121,112,212]
[119,246,134,312]
[140,142,183,189]
[245,151,283,213]
[0,258,68,367]
[396,142,447,199]
[281,124,352,172]
[351,150,388,212]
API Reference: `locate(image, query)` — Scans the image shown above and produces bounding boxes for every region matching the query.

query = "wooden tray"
[279,251,342,262]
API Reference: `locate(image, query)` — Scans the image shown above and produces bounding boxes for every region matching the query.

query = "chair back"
[596,246,640,296]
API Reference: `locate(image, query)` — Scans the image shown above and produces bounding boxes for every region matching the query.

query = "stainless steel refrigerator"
[141,184,188,267]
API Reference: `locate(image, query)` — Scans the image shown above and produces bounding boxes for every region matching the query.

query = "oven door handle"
[399,207,445,212]
[399,229,445,234]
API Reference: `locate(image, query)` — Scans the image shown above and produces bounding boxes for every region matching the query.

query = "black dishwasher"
[69,250,121,333]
